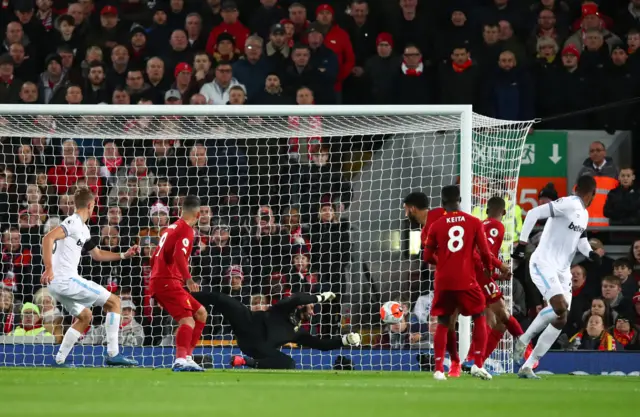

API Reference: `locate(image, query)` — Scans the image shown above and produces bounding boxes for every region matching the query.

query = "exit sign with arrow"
[517,132,568,212]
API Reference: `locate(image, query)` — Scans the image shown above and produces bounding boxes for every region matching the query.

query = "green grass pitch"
[1,368,637,417]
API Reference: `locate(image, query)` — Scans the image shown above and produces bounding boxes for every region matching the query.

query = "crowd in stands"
[0,0,639,354]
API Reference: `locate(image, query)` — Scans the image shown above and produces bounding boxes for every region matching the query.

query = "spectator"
[0,288,15,335]
[227,85,246,104]
[205,1,249,56]
[250,294,270,312]
[244,205,289,287]
[111,86,130,105]
[33,287,63,343]
[251,73,289,105]
[288,2,310,44]
[185,13,207,51]
[224,265,250,305]
[630,239,640,282]
[64,84,83,104]
[627,28,640,72]
[10,43,37,83]
[84,61,110,105]
[167,0,188,31]
[106,45,130,92]
[9,302,53,340]
[568,314,617,351]
[498,20,527,65]
[364,33,400,104]
[1,227,33,296]
[527,8,568,56]
[147,3,172,55]
[565,264,592,336]
[584,296,617,329]
[282,44,333,104]
[475,22,504,72]
[128,26,152,68]
[389,0,431,56]
[47,139,83,194]
[145,57,169,103]
[125,68,150,104]
[437,7,474,62]
[484,50,534,120]
[634,293,640,326]
[604,167,640,225]
[576,141,619,226]
[342,0,377,104]
[249,0,285,41]
[602,276,635,319]
[265,24,290,76]
[233,35,271,100]
[82,300,145,347]
[0,54,21,103]
[163,29,193,74]
[438,45,481,106]
[610,316,640,350]
[306,24,338,91]
[164,89,183,105]
[172,62,193,98]
[613,258,637,299]
[3,22,37,64]
[38,53,67,104]
[389,44,432,104]
[565,4,620,52]
[602,46,638,132]
[314,4,354,101]
[200,60,245,105]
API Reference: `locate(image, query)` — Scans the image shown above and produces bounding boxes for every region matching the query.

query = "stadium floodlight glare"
[0,104,534,372]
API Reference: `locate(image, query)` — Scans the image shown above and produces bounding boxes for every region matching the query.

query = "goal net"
[0,105,534,372]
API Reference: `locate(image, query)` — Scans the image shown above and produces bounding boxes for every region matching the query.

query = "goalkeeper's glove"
[588,251,602,266]
[342,332,361,347]
[511,242,527,262]
[316,292,336,303]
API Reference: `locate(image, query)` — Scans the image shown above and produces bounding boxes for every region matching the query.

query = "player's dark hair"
[403,192,429,210]
[441,185,461,206]
[487,196,505,213]
[74,187,95,209]
[182,195,201,212]
[575,175,597,195]
[613,258,633,270]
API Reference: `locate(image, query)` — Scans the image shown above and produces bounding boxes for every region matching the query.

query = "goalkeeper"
[192,291,361,369]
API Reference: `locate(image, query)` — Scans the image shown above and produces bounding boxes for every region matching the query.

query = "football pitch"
[1,368,636,417]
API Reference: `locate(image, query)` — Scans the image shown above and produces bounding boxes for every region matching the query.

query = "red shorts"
[475,266,503,305]
[430,285,485,317]
[150,281,202,321]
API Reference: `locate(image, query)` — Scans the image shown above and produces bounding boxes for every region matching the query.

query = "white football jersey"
[51,214,92,279]
[531,196,589,270]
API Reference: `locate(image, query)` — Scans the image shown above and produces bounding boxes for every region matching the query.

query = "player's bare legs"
[482,300,524,363]
[517,294,568,379]
[468,312,492,380]
[446,314,461,378]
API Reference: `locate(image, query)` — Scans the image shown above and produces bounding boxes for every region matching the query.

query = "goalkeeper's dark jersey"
[249,293,343,350]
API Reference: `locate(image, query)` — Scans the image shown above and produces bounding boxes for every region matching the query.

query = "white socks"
[520,306,557,345]
[523,324,561,369]
[105,312,121,358]
[55,328,82,364]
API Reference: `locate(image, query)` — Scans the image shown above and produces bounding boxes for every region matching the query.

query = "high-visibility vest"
[10,326,51,337]
[588,176,619,226]
[472,199,523,259]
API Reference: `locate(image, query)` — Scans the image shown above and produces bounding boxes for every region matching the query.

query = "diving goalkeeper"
[192,291,361,369]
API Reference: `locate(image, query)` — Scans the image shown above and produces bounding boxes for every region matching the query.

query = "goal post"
[0,104,534,371]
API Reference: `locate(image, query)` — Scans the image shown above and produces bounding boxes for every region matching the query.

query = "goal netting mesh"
[0,106,534,372]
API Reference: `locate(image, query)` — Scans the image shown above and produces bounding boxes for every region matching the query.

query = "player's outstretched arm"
[271,292,333,314]
[577,232,602,265]
[41,226,67,284]
[89,244,140,262]
[295,332,361,351]
[518,203,553,245]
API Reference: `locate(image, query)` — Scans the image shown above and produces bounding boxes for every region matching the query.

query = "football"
[380,301,404,324]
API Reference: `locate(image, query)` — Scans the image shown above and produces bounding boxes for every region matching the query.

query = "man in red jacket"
[314,4,354,100]
[205,1,250,56]
[47,139,83,194]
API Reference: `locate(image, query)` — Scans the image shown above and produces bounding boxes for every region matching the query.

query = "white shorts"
[48,276,111,317]
[529,259,572,309]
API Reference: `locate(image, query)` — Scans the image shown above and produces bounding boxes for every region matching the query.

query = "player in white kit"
[510,175,600,379]
[41,187,139,367]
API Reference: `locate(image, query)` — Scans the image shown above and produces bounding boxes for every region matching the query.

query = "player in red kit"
[404,192,461,376]
[149,195,207,372]
[423,185,493,381]
[464,197,525,370]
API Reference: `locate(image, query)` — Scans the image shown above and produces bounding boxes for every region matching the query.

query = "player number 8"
[447,225,465,253]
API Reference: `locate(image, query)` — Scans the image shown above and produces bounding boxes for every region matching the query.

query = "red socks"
[471,315,488,368]
[506,315,524,338]
[484,328,504,361]
[189,321,206,355]
[176,324,194,360]
[434,323,448,373]
[447,329,460,363]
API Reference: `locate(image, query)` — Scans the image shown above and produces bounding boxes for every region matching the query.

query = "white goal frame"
[0,103,510,367]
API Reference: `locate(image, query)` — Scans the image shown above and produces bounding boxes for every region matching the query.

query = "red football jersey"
[420,207,446,263]
[424,211,492,290]
[150,218,194,283]
[476,218,505,270]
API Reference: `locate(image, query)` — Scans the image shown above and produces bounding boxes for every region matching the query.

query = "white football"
[380,301,404,324]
